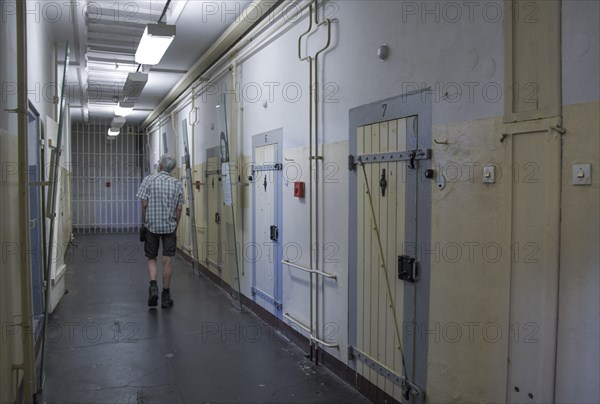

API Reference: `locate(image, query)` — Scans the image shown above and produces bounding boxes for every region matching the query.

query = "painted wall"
[0,3,22,399]
[0,0,76,399]
[146,1,600,403]
[555,2,600,402]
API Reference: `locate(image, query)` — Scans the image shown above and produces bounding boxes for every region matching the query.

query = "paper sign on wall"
[222,162,233,206]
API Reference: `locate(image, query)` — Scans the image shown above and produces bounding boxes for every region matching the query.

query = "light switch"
[572,164,591,185]
[483,165,496,184]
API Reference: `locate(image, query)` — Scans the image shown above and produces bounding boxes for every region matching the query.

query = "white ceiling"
[53,0,254,125]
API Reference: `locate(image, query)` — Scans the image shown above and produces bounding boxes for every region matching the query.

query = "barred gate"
[71,122,146,234]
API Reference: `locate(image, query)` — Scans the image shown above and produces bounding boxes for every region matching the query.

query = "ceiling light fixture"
[108,128,120,136]
[115,101,134,117]
[135,23,176,65]
[122,72,148,98]
[111,116,126,128]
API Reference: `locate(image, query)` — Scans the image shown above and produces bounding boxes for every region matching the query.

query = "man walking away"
[137,154,184,308]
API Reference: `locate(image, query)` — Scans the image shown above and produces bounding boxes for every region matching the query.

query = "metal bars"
[71,122,144,234]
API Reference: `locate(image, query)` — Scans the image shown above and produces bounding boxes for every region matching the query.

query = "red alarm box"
[294,181,305,198]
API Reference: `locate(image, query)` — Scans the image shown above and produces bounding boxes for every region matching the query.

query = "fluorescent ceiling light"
[111,117,126,128]
[115,102,134,117]
[108,128,120,136]
[135,23,176,65]
[88,103,118,114]
[123,72,148,98]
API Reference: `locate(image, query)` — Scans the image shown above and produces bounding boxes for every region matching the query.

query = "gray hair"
[159,154,176,173]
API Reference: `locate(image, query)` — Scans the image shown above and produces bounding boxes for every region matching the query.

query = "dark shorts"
[144,230,177,258]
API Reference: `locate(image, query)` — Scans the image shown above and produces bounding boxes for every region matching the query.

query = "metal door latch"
[398,255,417,282]
[408,151,416,169]
[379,169,387,196]
[270,225,278,242]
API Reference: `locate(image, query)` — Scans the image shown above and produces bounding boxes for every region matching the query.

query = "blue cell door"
[251,130,283,317]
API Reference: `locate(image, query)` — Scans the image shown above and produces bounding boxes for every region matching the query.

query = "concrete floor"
[40,234,369,404]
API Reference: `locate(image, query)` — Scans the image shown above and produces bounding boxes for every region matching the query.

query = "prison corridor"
[39,234,368,403]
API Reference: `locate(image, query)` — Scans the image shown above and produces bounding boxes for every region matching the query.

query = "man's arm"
[175,182,184,229]
[176,204,182,229]
[141,200,148,225]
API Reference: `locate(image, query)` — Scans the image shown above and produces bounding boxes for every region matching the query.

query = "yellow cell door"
[205,154,222,275]
[350,95,432,404]
[356,117,414,401]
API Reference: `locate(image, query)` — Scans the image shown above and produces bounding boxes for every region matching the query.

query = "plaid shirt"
[137,171,184,234]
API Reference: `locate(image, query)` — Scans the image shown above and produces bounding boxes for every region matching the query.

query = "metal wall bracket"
[348,345,402,385]
[349,148,431,171]
[348,345,425,401]
[251,287,282,310]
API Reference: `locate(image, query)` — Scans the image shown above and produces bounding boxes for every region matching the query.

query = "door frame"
[348,90,432,398]
[251,129,283,317]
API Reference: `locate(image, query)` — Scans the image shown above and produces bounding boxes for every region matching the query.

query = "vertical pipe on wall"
[298,2,315,359]
[312,0,332,364]
[16,0,36,400]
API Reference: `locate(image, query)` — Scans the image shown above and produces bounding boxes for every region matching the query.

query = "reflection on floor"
[40,234,369,403]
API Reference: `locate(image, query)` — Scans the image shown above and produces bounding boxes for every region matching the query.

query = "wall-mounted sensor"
[377,44,390,61]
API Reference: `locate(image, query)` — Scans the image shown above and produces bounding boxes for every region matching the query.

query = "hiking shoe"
[148,284,159,307]
[161,290,174,308]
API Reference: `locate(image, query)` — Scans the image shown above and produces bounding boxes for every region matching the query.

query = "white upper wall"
[240,0,504,155]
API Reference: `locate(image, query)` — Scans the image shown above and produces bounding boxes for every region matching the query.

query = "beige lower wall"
[427,116,510,403]
[555,101,600,403]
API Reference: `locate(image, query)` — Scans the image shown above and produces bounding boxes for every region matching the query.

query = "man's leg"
[161,232,177,308]
[162,256,172,289]
[148,258,158,281]
[144,231,160,307]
